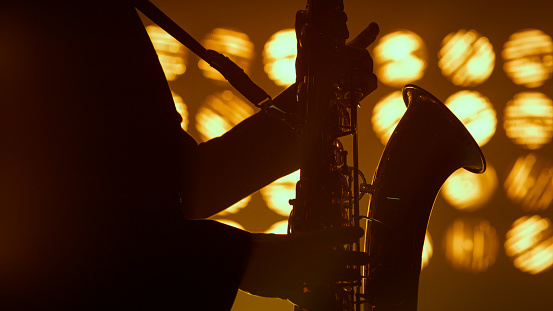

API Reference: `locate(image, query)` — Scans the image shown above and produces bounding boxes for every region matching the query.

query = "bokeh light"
[438,29,495,86]
[444,90,497,147]
[195,90,255,141]
[215,219,245,230]
[443,218,499,273]
[504,92,553,150]
[502,29,553,88]
[172,91,189,131]
[216,196,251,216]
[441,164,498,211]
[264,220,289,234]
[263,29,297,86]
[198,28,255,82]
[259,170,299,217]
[371,91,406,145]
[504,153,553,212]
[422,231,433,270]
[145,25,187,81]
[373,30,427,87]
[505,215,553,274]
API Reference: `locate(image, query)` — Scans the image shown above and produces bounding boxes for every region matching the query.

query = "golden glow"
[502,29,553,88]
[146,25,187,81]
[260,170,300,217]
[443,218,499,273]
[264,220,289,234]
[504,92,553,150]
[198,28,255,82]
[505,215,553,274]
[438,29,495,86]
[373,30,427,87]
[504,153,553,212]
[215,219,245,230]
[195,90,255,141]
[371,91,406,145]
[216,196,251,216]
[263,29,297,86]
[421,231,433,270]
[441,164,498,211]
[444,91,497,147]
[172,91,188,131]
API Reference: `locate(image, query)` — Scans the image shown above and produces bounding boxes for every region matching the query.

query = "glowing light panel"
[504,92,553,150]
[502,29,553,88]
[505,215,553,274]
[195,90,255,141]
[260,170,300,217]
[146,25,187,81]
[198,28,255,82]
[371,91,406,145]
[172,91,189,131]
[444,91,497,147]
[263,29,297,86]
[504,153,553,212]
[443,218,499,273]
[438,29,495,86]
[373,30,427,87]
[441,164,498,211]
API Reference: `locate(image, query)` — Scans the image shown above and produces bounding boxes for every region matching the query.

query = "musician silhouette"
[0,1,378,309]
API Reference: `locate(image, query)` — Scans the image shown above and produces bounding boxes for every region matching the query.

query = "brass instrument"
[288,1,486,311]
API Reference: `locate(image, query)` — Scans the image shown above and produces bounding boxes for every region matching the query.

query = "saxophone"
[288,1,486,311]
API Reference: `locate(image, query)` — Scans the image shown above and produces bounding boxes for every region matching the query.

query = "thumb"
[347,22,380,49]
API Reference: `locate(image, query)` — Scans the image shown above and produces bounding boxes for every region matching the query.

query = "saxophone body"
[288,1,486,310]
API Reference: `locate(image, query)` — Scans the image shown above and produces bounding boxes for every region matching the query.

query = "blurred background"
[140,0,552,310]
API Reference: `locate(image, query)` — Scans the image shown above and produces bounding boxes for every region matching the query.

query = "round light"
[504,153,553,212]
[371,91,406,145]
[504,92,553,150]
[421,231,433,270]
[373,30,427,87]
[441,164,498,211]
[259,170,299,217]
[502,29,553,88]
[215,196,251,216]
[438,29,495,86]
[195,90,255,141]
[505,215,553,274]
[264,220,289,234]
[198,28,255,82]
[443,218,499,273]
[215,219,245,230]
[172,91,189,131]
[145,25,187,81]
[263,29,297,86]
[444,90,497,147]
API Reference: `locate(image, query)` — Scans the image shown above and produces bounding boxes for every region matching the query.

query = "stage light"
[216,196,251,216]
[505,215,553,274]
[195,90,255,141]
[172,91,189,131]
[504,153,553,212]
[259,170,299,217]
[438,29,495,87]
[444,91,497,147]
[198,28,255,82]
[373,30,427,87]
[422,231,433,270]
[264,220,289,234]
[441,164,498,211]
[263,29,297,86]
[443,218,499,273]
[504,92,553,150]
[502,29,553,88]
[371,91,406,145]
[145,25,187,81]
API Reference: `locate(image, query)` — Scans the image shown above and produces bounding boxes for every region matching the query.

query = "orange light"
[439,29,495,86]
[421,231,433,270]
[172,91,189,131]
[264,220,289,234]
[504,92,553,150]
[146,25,187,81]
[441,164,498,211]
[505,215,553,274]
[502,29,553,88]
[371,91,406,145]
[263,29,297,86]
[259,170,299,217]
[373,30,427,87]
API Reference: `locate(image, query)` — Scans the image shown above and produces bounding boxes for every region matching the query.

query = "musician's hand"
[240,227,369,311]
